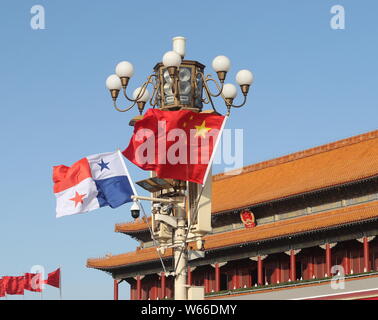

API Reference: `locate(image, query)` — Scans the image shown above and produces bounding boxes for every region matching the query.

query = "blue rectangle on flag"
[95,176,134,208]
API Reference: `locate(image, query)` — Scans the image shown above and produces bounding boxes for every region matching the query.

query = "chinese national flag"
[46,268,60,288]
[3,276,25,295]
[0,278,6,297]
[123,109,226,185]
[24,273,43,292]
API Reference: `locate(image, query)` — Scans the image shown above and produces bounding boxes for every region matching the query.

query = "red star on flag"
[69,191,86,207]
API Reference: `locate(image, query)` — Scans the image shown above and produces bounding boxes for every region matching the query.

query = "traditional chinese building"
[87,129,378,300]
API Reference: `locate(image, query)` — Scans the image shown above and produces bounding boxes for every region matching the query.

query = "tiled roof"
[87,247,173,270]
[87,201,378,269]
[212,130,378,214]
[204,201,378,250]
[115,130,378,234]
[115,217,151,234]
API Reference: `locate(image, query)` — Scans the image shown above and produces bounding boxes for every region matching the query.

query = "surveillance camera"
[130,201,140,219]
[167,203,174,214]
[152,203,161,209]
[163,203,174,215]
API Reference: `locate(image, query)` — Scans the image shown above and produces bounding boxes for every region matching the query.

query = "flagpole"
[201,115,228,186]
[59,266,62,300]
[117,149,138,196]
[116,150,167,274]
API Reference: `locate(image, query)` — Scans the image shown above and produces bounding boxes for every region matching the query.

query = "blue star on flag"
[98,159,110,171]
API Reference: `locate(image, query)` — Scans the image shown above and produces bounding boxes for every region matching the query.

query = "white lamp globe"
[172,36,186,58]
[115,61,134,78]
[106,74,122,90]
[222,83,237,99]
[133,87,150,102]
[236,70,254,85]
[212,55,231,72]
[162,51,182,68]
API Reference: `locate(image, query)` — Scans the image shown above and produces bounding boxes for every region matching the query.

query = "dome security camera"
[130,201,140,219]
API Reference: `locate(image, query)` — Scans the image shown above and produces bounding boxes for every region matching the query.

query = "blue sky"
[0,0,377,299]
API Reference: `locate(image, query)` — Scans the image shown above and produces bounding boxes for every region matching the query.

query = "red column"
[231,270,239,289]
[204,273,209,293]
[364,237,370,272]
[257,256,263,285]
[344,251,350,275]
[308,257,314,280]
[276,261,281,283]
[187,267,192,286]
[215,263,220,292]
[136,276,142,300]
[290,250,296,281]
[114,279,119,300]
[160,272,166,299]
[325,244,331,277]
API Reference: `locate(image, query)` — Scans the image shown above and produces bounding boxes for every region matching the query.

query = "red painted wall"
[129,239,374,299]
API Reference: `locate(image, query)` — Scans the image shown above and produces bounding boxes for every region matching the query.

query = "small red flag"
[0,278,6,297]
[123,109,226,185]
[3,276,25,295]
[24,273,43,292]
[46,268,60,288]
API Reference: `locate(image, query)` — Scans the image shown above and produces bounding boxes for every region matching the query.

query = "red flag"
[123,109,226,184]
[46,268,60,288]
[3,276,25,295]
[24,273,43,292]
[0,278,6,297]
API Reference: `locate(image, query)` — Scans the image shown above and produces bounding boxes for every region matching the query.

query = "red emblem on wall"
[240,209,256,228]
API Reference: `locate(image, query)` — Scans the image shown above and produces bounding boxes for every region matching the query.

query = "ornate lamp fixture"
[105,36,254,118]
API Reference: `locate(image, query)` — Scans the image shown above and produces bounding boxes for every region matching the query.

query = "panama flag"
[53,150,135,218]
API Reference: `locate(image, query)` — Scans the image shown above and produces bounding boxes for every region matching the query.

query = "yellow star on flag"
[194,120,211,138]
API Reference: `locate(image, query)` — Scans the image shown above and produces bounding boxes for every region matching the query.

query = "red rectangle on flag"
[53,158,92,193]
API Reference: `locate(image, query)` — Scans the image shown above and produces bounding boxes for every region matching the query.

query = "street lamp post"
[174,198,188,300]
[105,37,253,300]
